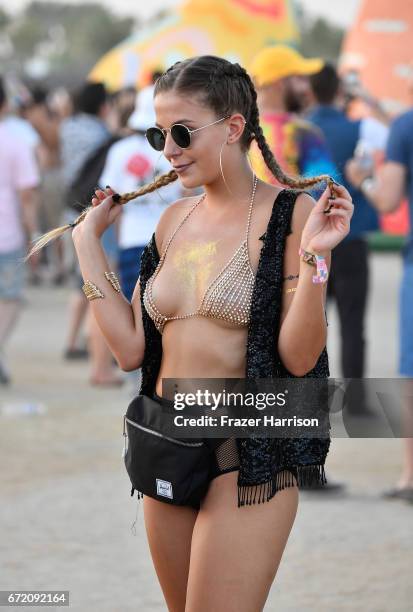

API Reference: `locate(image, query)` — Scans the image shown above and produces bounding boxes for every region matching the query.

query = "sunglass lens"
[146,127,165,151]
[171,124,191,148]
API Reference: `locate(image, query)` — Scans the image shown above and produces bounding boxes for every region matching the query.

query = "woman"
[52,57,353,611]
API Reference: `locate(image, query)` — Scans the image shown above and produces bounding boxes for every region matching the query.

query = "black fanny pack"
[123,394,213,506]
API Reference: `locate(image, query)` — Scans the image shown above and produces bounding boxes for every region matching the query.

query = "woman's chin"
[178,174,203,190]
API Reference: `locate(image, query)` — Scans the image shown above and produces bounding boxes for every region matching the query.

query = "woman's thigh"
[143,496,198,612]
[185,470,299,612]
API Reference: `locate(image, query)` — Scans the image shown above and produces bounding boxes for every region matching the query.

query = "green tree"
[294,2,344,62]
[0,7,10,29]
[8,2,136,83]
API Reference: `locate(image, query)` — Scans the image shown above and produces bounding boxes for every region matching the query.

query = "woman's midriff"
[155,316,249,397]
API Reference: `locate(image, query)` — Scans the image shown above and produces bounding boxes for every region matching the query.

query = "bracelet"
[285,287,297,294]
[104,271,121,293]
[299,248,316,267]
[299,247,328,284]
[82,280,104,301]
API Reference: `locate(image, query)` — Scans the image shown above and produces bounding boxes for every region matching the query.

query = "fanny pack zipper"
[124,415,204,447]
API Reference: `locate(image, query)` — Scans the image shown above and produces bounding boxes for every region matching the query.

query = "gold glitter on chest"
[172,240,220,294]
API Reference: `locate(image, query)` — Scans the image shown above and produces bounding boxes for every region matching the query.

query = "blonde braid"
[25,170,178,261]
[111,170,178,204]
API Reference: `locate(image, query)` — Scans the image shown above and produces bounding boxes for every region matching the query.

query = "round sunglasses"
[145,115,231,151]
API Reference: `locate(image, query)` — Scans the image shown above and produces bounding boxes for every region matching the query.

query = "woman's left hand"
[300,182,354,255]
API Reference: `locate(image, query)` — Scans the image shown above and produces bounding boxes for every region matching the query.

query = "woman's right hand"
[72,186,122,243]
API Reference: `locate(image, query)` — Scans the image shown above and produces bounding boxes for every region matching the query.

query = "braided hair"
[27,55,331,260]
[155,55,331,189]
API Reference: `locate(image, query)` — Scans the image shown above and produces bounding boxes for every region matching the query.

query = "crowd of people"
[0,45,412,504]
[0,72,183,387]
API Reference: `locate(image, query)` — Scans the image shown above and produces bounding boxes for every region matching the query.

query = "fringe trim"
[296,464,327,488]
[130,486,144,500]
[237,464,327,508]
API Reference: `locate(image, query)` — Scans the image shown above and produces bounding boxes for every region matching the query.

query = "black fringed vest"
[138,189,331,507]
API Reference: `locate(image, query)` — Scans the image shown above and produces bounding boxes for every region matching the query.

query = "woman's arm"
[277,194,328,376]
[73,228,145,371]
[72,188,145,371]
[278,186,353,376]
[71,188,193,371]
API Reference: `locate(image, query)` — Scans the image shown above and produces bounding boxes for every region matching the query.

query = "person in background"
[341,70,391,127]
[24,86,65,285]
[1,78,41,153]
[48,86,73,123]
[1,78,43,285]
[109,86,137,136]
[308,64,388,416]
[60,81,122,385]
[248,45,337,196]
[0,76,40,384]
[100,84,181,303]
[346,76,413,503]
[99,85,182,391]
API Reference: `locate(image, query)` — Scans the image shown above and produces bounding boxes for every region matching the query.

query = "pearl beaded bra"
[143,176,258,334]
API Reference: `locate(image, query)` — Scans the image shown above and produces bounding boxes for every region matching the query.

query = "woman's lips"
[173,162,193,174]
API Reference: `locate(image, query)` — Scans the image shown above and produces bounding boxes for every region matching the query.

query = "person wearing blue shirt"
[308,64,380,414]
[347,96,413,503]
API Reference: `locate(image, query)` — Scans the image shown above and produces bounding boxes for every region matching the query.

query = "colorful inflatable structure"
[89,0,300,90]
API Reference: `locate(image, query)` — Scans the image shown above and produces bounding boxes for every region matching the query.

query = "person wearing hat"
[99,85,182,304]
[249,45,337,191]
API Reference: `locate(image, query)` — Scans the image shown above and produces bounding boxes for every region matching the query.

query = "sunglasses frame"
[146,115,231,151]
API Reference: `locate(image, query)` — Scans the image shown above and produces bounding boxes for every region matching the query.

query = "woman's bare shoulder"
[154,195,203,255]
[254,181,286,217]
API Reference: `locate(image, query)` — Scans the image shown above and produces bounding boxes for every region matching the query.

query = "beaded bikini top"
[143,176,258,334]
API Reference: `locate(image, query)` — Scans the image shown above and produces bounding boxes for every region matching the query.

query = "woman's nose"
[163,131,182,160]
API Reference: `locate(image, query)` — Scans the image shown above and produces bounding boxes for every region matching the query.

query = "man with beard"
[249,45,337,193]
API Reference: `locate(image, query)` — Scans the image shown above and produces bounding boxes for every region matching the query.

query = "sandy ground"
[0,252,412,612]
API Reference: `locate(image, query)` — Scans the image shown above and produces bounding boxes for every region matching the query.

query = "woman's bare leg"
[185,471,299,612]
[396,384,413,488]
[0,299,21,347]
[398,437,413,487]
[65,290,88,351]
[143,496,198,612]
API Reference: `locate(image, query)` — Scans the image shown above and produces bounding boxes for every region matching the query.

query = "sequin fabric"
[138,189,331,507]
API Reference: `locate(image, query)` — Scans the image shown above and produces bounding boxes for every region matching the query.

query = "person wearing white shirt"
[100,86,182,302]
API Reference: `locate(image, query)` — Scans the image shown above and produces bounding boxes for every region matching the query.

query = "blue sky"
[3,0,362,27]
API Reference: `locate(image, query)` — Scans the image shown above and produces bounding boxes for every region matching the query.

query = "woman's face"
[153,90,230,189]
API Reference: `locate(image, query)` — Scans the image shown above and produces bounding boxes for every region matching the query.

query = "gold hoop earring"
[246,151,255,174]
[219,141,234,196]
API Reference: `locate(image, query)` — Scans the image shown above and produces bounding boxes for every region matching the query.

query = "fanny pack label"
[156,478,173,499]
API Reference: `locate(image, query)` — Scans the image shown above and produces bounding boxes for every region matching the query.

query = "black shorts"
[153,392,240,509]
